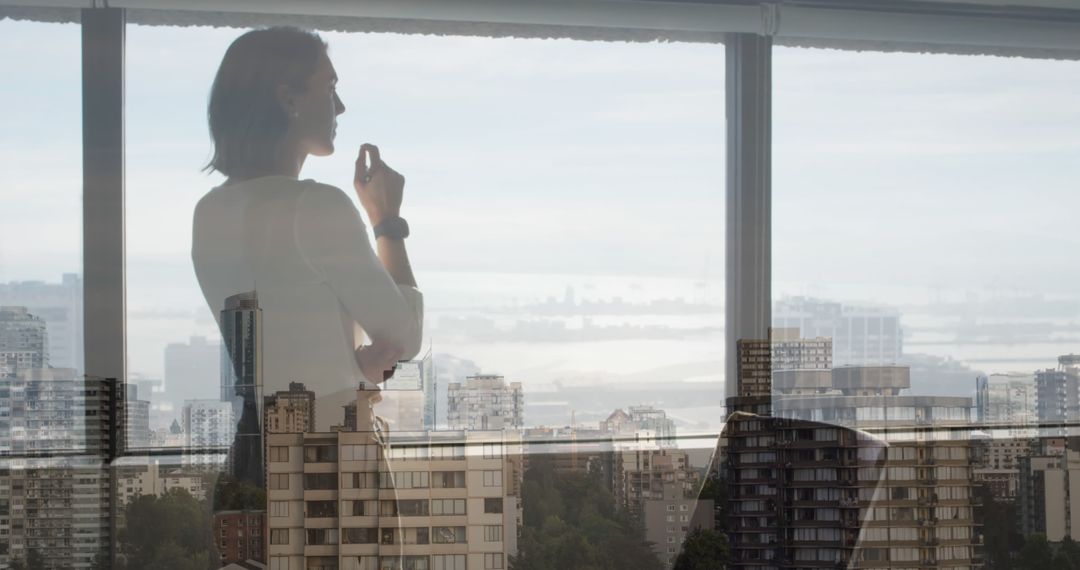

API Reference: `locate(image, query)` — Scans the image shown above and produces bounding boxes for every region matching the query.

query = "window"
[342,444,378,461]
[482,470,502,487]
[270,557,291,570]
[269,473,290,490]
[306,529,339,546]
[343,528,378,544]
[432,526,467,544]
[306,500,338,518]
[432,555,466,570]
[343,472,376,489]
[483,443,502,459]
[484,553,504,570]
[305,473,337,490]
[304,445,337,463]
[345,500,371,517]
[270,501,289,518]
[484,498,503,514]
[484,525,503,542]
[270,529,289,545]
[431,499,467,516]
[270,446,289,462]
[432,471,466,488]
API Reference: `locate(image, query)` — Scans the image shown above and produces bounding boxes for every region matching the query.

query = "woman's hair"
[205,27,328,177]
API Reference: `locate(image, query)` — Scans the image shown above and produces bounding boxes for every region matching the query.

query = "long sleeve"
[293,182,424,360]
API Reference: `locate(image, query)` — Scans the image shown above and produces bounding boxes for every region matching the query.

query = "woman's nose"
[335,93,346,115]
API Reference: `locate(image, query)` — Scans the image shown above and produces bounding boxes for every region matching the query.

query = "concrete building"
[1035,356,1080,437]
[976,373,1038,436]
[115,461,208,508]
[265,409,524,570]
[0,273,83,372]
[164,335,221,413]
[600,405,678,448]
[125,383,152,450]
[773,297,902,367]
[382,352,437,431]
[972,435,1034,502]
[0,306,48,376]
[214,510,267,567]
[643,482,715,569]
[447,375,524,431]
[724,363,980,569]
[1018,449,1080,541]
[0,369,124,569]
[265,382,316,435]
[182,399,235,470]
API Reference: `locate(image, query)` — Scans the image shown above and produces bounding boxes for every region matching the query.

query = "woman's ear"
[276,83,297,117]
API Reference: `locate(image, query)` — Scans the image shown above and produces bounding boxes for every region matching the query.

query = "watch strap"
[373,216,410,240]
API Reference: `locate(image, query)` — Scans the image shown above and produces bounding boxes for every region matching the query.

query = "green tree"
[511,455,664,570]
[973,483,1023,569]
[119,488,216,570]
[1017,534,1055,570]
[212,474,266,511]
[673,528,730,570]
[1053,536,1080,570]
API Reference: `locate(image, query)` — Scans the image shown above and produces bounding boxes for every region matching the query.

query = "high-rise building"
[0,368,124,569]
[125,383,152,450]
[732,328,832,414]
[265,390,524,570]
[976,373,1038,434]
[972,434,1034,502]
[0,273,83,372]
[214,510,266,567]
[447,374,524,431]
[773,297,902,367]
[1018,448,1080,540]
[164,335,220,412]
[0,305,49,376]
[726,364,981,569]
[1035,356,1080,437]
[182,399,234,471]
[265,381,316,435]
[600,405,679,448]
[221,291,264,486]
[644,481,715,569]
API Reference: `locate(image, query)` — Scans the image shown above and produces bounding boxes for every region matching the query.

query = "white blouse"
[191,175,423,431]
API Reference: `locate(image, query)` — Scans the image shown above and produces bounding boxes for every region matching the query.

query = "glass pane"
[126,23,724,569]
[773,46,1080,568]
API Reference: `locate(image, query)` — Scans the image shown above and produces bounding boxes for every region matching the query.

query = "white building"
[447,375,524,431]
[0,273,82,372]
[0,306,49,376]
[116,460,208,508]
[774,297,902,367]
[182,399,234,470]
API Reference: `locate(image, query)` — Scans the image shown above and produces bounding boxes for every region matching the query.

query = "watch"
[373,216,410,240]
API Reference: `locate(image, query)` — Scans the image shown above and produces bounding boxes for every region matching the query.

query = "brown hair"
[205,27,327,177]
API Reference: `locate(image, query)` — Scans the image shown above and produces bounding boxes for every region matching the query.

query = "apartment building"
[773,298,902,367]
[0,305,49,376]
[215,510,268,567]
[183,399,235,470]
[266,393,524,570]
[1018,448,1080,541]
[447,375,524,431]
[0,274,82,372]
[115,461,208,508]
[1,369,124,569]
[644,482,715,569]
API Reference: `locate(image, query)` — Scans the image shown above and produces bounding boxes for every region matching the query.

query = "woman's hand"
[354,143,405,227]
[355,338,404,385]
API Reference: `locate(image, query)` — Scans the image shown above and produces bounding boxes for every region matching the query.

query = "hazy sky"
[2,19,1079,390]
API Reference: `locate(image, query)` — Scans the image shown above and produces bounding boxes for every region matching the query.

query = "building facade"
[182,399,235,470]
[0,273,82,372]
[447,375,524,431]
[0,306,48,376]
[773,297,902,367]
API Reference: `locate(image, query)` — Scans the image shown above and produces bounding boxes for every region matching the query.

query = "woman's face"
[289,52,346,158]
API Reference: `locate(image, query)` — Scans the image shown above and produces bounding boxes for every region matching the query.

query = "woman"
[191,27,422,474]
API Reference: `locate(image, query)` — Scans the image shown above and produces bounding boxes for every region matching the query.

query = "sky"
[1,19,1079,415]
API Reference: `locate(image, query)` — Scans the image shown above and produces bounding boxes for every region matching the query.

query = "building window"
[484,553,504,569]
[343,527,378,544]
[432,471,466,488]
[430,498,467,516]
[483,443,502,459]
[304,445,337,463]
[306,500,338,518]
[305,529,338,546]
[269,473,289,490]
[484,498,503,514]
[482,470,502,487]
[269,557,291,570]
[269,446,289,462]
[432,555,465,570]
[304,472,337,490]
[484,525,503,542]
[270,501,289,517]
[270,529,289,545]
[432,526,467,544]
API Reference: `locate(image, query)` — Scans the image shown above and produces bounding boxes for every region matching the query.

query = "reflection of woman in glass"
[191,27,423,471]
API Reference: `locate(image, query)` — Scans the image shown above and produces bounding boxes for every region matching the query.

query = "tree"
[973,483,1023,569]
[1017,534,1055,570]
[673,528,730,570]
[119,488,216,570]
[25,549,45,570]
[212,474,266,511]
[1053,536,1080,570]
[511,455,663,570]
